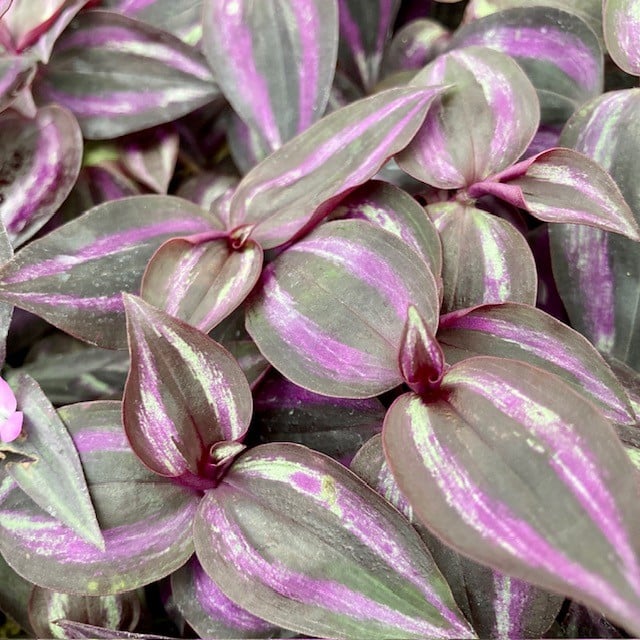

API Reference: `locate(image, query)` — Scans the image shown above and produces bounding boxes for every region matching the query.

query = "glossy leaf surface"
[329,179,442,278]
[397,46,539,189]
[203,0,338,151]
[400,305,445,395]
[380,19,449,77]
[123,295,252,482]
[1,374,103,549]
[0,402,198,595]
[604,0,640,76]
[229,84,448,249]
[246,220,439,397]
[34,11,219,139]
[118,126,179,194]
[337,0,400,91]
[428,203,537,314]
[0,196,217,349]
[383,357,640,636]
[471,148,640,239]
[463,0,603,43]
[0,105,82,247]
[141,234,263,334]
[193,443,474,639]
[449,7,603,122]
[170,556,279,638]
[0,56,35,114]
[28,587,141,639]
[351,435,564,640]
[550,90,640,368]
[438,303,635,425]
[100,0,203,44]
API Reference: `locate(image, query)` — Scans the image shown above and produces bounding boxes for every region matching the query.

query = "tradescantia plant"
[2,0,640,639]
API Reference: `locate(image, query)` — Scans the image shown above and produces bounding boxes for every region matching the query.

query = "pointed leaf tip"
[400,305,444,395]
[123,294,252,481]
[1,374,105,551]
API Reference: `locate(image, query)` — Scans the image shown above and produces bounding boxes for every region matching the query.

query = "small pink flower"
[0,377,23,443]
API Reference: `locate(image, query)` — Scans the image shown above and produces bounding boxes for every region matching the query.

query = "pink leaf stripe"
[470,148,640,240]
[170,556,279,638]
[450,7,603,113]
[350,435,564,639]
[428,203,537,314]
[193,443,474,639]
[0,196,217,349]
[437,303,635,424]
[604,0,640,76]
[123,295,252,481]
[34,11,219,139]
[141,235,263,334]
[246,220,439,398]
[0,402,198,595]
[397,46,539,189]
[0,105,82,247]
[383,357,640,636]
[203,0,338,151]
[337,0,400,91]
[229,84,448,249]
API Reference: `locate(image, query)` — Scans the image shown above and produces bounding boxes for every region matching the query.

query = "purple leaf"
[337,0,400,91]
[470,148,640,240]
[449,7,603,121]
[397,46,539,189]
[0,56,35,114]
[33,11,220,139]
[438,303,635,425]
[380,19,449,77]
[428,202,537,313]
[0,401,199,595]
[550,90,640,369]
[118,125,179,194]
[383,357,640,636]
[100,0,203,45]
[176,169,239,213]
[123,295,252,483]
[229,84,448,249]
[0,105,82,247]
[0,373,103,549]
[604,0,640,76]
[0,195,217,349]
[28,586,141,639]
[329,179,442,279]
[203,0,338,152]
[400,305,445,395]
[462,0,603,45]
[351,435,564,640]
[170,556,280,638]
[246,220,439,398]
[252,372,385,465]
[0,1,95,63]
[141,234,263,334]
[193,443,474,639]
